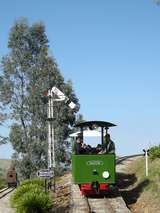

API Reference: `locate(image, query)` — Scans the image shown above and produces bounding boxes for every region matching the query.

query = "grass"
[0,176,6,189]
[121,157,160,212]
[127,158,160,192]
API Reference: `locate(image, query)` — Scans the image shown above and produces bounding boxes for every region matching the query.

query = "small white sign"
[37,169,54,178]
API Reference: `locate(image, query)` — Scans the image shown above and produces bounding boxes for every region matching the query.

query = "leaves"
[149,145,160,160]
[0,136,8,145]
[11,179,52,213]
[0,18,79,178]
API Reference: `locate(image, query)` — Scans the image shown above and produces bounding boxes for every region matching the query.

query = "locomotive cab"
[71,121,116,195]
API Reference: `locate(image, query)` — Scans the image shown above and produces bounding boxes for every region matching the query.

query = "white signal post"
[143,149,150,177]
[47,86,76,172]
[145,150,148,177]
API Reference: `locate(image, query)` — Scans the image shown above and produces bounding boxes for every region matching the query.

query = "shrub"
[11,179,53,213]
[11,184,42,206]
[0,168,5,189]
[20,178,45,187]
[15,188,52,213]
[149,145,160,160]
[0,178,5,189]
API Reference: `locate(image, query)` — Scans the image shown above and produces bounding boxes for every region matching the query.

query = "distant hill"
[0,159,12,177]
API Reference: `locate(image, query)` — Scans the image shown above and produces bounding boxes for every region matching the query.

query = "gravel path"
[0,191,15,213]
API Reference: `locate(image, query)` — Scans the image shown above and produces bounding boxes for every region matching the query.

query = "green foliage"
[20,178,44,187]
[149,145,160,160]
[11,179,52,213]
[0,136,8,144]
[0,173,5,189]
[17,189,52,213]
[11,184,39,205]
[0,167,3,175]
[0,113,8,144]
[0,18,79,179]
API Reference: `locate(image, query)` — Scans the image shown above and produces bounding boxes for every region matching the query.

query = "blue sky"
[0,0,160,158]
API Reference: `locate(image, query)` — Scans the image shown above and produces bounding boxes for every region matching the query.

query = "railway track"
[70,183,130,213]
[70,155,141,213]
[0,187,15,199]
[85,195,115,213]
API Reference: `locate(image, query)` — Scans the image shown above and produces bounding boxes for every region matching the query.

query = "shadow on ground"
[117,172,137,189]
[117,172,150,205]
[51,207,69,213]
[84,171,148,201]
[86,187,121,199]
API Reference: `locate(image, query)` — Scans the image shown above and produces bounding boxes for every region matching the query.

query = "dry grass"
[119,157,160,213]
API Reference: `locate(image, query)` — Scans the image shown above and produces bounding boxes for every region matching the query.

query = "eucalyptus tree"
[0,96,8,145]
[0,18,79,178]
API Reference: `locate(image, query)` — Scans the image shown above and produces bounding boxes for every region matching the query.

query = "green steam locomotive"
[71,121,116,195]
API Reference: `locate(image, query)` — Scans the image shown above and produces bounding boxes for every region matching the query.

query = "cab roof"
[74,121,116,128]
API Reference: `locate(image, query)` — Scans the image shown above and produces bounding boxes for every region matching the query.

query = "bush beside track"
[10,179,53,213]
[149,145,160,160]
[0,177,5,189]
[0,168,6,189]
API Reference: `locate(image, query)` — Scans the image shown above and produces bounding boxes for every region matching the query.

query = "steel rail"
[0,187,9,194]
[0,187,15,199]
[84,195,115,213]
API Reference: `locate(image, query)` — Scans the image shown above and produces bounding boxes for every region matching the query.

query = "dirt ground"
[0,191,15,213]
[50,172,71,213]
[117,156,160,213]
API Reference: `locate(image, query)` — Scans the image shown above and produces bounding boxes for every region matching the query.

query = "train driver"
[104,133,115,154]
[75,136,86,154]
[97,133,115,154]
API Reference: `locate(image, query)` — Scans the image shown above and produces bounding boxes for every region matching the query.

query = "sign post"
[37,169,54,192]
[37,169,54,178]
